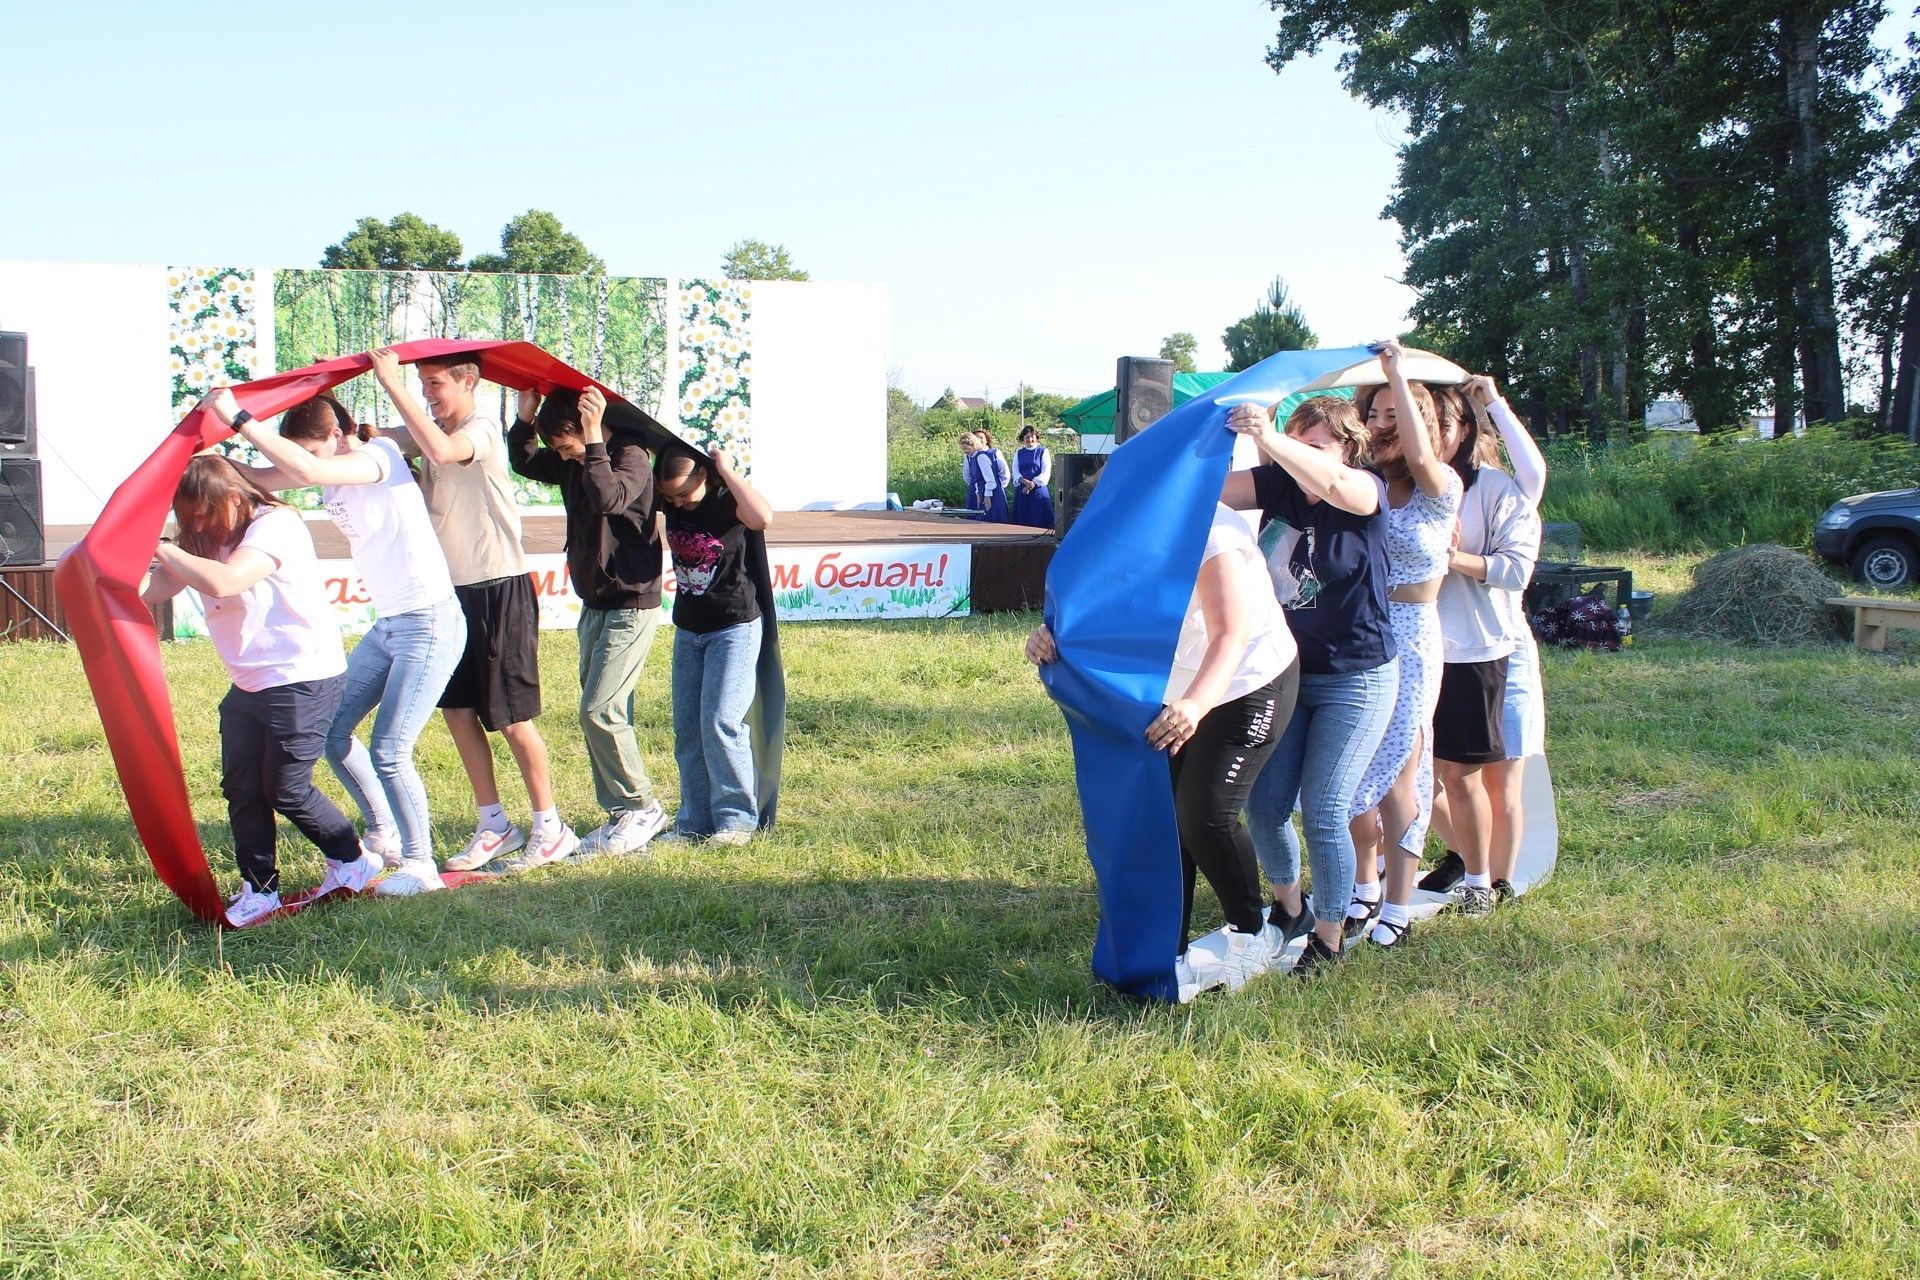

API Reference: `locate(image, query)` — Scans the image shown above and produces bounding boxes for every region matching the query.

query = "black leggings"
[219,677,359,893]
[1172,663,1299,940]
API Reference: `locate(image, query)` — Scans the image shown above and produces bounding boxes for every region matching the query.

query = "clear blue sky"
[2,1,1412,404]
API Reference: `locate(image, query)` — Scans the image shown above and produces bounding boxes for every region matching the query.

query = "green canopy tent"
[1060,372,1353,445]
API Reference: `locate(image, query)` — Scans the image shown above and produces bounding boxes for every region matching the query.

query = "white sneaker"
[375,859,445,897]
[361,828,403,870]
[1182,923,1276,994]
[575,802,669,859]
[444,823,525,873]
[707,829,753,847]
[315,849,382,899]
[225,886,283,928]
[1175,955,1206,1004]
[497,825,580,874]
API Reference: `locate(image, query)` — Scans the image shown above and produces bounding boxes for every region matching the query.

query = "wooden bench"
[1827,596,1920,652]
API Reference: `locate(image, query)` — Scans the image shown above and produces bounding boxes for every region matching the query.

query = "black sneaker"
[1492,878,1516,905]
[1291,932,1342,978]
[1266,895,1314,946]
[1449,883,1497,917]
[1342,895,1381,940]
[1418,850,1466,893]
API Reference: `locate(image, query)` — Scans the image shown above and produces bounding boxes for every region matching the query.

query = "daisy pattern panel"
[676,279,753,473]
[168,266,258,420]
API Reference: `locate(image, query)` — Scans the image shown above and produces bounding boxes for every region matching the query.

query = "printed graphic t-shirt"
[664,484,761,635]
[1249,463,1396,676]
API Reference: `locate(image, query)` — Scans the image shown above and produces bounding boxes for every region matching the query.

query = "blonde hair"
[1283,395,1370,467]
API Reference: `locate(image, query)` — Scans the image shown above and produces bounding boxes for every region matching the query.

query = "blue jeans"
[327,596,467,862]
[671,620,762,835]
[1248,658,1398,925]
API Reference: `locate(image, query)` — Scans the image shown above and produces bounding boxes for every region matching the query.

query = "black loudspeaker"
[0,458,45,565]
[0,370,37,457]
[1054,453,1107,536]
[0,331,32,449]
[1113,356,1175,444]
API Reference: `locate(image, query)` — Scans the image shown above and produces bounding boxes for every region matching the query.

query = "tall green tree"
[1222,277,1317,372]
[469,210,604,275]
[1262,0,1892,436]
[1158,332,1199,372]
[722,239,810,280]
[1864,22,1920,440]
[320,214,464,270]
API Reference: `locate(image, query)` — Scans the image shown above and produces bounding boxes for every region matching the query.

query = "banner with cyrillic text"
[169,542,971,637]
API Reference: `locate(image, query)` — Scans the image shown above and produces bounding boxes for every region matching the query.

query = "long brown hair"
[1427,383,1500,491]
[1353,381,1441,457]
[173,455,286,558]
[278,391,367,445]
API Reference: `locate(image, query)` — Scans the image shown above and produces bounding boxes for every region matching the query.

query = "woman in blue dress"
[962,431,1009,522]
[1009,426,1055,529]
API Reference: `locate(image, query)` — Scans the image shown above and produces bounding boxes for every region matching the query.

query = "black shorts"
[440,573,542,731]
[1432,656,1508,765]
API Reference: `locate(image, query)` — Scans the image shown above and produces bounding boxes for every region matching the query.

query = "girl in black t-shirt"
[657,449,774,845]
[1221,395,1399,977]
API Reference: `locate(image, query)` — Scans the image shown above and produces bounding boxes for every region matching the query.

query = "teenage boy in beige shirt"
[368,347,578,884]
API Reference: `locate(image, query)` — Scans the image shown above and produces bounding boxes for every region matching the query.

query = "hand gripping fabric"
[1039,346,1380,1001]
[55,340,784,924]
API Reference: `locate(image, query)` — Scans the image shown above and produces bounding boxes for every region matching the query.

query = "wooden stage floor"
[44,509,1054,561]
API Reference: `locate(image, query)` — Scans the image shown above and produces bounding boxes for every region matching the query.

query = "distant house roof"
[953,396,991,409]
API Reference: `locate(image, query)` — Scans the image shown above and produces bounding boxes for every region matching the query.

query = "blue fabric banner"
[1040,346,1378,1000]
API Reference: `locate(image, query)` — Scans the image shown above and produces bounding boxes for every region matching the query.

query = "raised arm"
[215,399,382,490]
[713,448,773,531]
[506,387,568,485]
[1379,340,1452,498]
[572,388,653,514]
[1226,404,1379,515]
[1465,375,1547,506]
[369,347,473,467]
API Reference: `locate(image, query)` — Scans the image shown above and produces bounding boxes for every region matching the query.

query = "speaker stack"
[1056,356,1178,537]
[1113,356,1175,445]
[0,331,46,566]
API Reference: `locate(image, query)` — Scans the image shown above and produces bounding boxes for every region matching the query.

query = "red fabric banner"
[54,341,674,925]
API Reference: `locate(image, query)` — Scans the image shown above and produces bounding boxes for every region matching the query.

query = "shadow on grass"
[0,810,1137,1022]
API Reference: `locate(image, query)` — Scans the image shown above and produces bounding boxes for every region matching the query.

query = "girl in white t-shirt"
[1027,504,1301,1001]
[212,388,469,899]
[142,455,381,927]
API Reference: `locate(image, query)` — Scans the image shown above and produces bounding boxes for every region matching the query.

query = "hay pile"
[1655,544,1848,645]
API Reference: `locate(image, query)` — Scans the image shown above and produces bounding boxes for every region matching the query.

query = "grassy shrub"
[1540,425,1920,553]
[887,425,968,506]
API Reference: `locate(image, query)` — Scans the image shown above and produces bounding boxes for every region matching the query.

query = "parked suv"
[1814,487,1920,587]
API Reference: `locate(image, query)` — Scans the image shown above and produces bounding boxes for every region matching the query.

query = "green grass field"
[3,566,1918,1277]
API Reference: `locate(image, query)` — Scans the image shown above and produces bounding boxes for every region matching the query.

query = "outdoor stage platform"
[2,509,1057,642]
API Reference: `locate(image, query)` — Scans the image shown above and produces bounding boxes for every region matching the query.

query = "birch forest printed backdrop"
[272,269,670,505]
